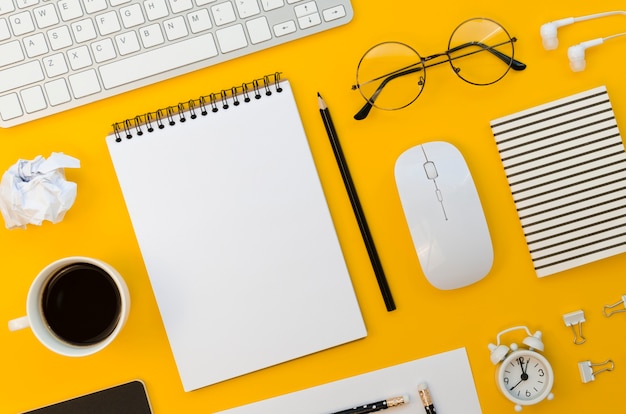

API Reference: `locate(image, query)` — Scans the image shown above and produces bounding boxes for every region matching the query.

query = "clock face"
[497,350,554,405]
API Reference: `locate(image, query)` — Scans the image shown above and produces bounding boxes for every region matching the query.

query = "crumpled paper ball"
[0,152,80,229]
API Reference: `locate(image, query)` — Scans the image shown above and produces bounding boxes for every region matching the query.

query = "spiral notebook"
[490,86,626,277]
[105,74,366,392]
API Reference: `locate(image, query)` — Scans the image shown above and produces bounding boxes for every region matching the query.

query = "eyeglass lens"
[447,18,515,85]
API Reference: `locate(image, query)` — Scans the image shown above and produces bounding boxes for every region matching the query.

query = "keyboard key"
[95,10,121,35]
[164,16,188,40]
[246,16,271,44]
[0,0,15,15]
[298,12,320,29]
[322,5,345,21]
[169,0,193,13]
[23,32,49,57]
[110,0,132,5]
[83,0,109,14]
[294,1,316,17]
[273,20,295,36]
[71,18,97,42]
[0,18,11,40]
[45,78,71,105]
[99,33,218,89]
[139,23,164,48]
[47,25,73,50]
[43,53,69,77]
[33,4,60,28]
[0,93,23,120]
[216,24,247,52]
[17,0,39,8]
[10,11,35,35]
[21,85,47,113]
[58,0,84,21]
[260,0,283,11]
[69,69,101,98]
[235,0,260,18]
[211,2,236,26]
[0,40,25,67]
[91,38,116,62]
[144,0,169,21]
[67,45,92,70]
[187,8,211,33]
[0,61,44,94]
[115,30,140,55]
[120,4,145,28]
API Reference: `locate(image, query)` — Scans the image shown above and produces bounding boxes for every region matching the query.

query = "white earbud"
[540,17,575,50]
[568,38,604,71]
[540,11,626,51]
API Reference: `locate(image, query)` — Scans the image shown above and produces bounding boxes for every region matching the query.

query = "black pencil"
[317,93,395,312]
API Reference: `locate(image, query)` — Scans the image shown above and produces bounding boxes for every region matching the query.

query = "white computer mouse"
[394,141,493,290]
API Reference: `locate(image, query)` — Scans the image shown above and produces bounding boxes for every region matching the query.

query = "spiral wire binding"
[112,72,283,142]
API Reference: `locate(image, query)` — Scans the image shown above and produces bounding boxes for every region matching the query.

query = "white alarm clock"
[488,326,554,411]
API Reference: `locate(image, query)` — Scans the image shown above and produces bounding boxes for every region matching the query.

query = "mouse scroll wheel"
[423,161,438,180]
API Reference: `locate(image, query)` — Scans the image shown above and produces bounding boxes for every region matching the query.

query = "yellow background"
[3,0,626,412]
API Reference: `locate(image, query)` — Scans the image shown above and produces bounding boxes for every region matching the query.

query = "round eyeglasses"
[352,17,527,120]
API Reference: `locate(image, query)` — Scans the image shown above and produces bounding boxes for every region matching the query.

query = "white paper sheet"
[217,348,482,414]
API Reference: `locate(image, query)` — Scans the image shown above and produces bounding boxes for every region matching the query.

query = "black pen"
[317,92,396,312]
[330,395,409,414]
[418,383,437,414]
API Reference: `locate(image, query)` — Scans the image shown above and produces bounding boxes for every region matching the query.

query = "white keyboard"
[0,0,353,127]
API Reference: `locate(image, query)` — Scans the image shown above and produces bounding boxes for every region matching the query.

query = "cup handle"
[8,316,30,331]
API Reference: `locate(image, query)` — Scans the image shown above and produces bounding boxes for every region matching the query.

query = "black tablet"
[22,380,153,414]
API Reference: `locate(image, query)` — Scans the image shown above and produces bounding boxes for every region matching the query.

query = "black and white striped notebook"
[491,86,626,277]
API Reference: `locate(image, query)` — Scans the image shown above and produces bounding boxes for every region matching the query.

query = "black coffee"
[42,263,122,346]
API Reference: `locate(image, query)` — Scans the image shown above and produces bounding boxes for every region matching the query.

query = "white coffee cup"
[8,256,130,357]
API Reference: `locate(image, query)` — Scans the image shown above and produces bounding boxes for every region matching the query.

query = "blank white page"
[106,79,366,391]
[216,348,482,414]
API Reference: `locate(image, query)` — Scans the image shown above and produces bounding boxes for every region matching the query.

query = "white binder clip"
[579,359,615,383]
[563,310,586,344]
[603,295,626,317]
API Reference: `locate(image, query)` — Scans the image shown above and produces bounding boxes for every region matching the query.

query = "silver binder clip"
[563,310,586,345]
[579,359,615,383]
[603,295,626,317]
